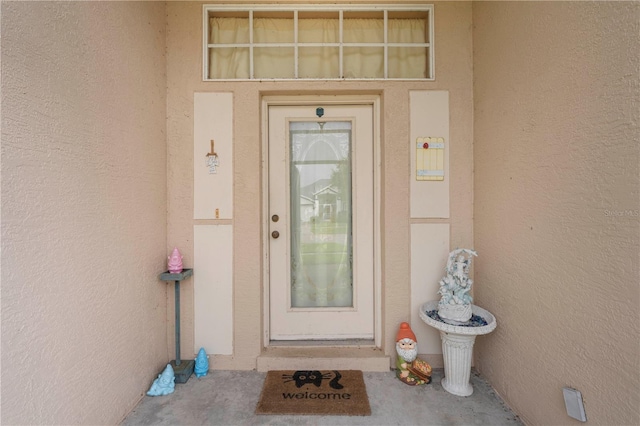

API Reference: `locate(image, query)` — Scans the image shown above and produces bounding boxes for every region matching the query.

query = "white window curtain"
[297,19,340,79]
[209,17,428,79]
[208,17,250,79]
[388,18,428,78]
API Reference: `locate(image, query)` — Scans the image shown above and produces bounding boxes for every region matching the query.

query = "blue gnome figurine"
[194,347,209,378]
[147,364,175,396]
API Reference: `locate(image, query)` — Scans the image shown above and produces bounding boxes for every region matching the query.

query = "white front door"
[268,104,374,340]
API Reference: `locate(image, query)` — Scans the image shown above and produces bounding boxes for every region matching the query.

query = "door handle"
[271,231,280,239]
[272,214,279,222]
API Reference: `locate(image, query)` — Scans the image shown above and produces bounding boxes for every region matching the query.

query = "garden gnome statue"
[147,364,175,396]
[395,322,432,386]
[194,347,209,378]
[167,247,183,273]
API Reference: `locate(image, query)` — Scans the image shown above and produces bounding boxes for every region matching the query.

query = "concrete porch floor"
[122,369,522,425]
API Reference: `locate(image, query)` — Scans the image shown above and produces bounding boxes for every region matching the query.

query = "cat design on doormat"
[282,371,344,390]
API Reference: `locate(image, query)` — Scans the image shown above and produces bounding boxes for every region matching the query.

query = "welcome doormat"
[255,370,371,416]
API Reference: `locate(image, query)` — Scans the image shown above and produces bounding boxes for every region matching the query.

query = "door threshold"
[257,343,390,372]
[268,339,376,348]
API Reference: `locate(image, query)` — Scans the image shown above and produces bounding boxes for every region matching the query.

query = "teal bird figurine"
[194,347,209,378]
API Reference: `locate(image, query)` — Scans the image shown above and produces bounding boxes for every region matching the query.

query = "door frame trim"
[261,94,382,348]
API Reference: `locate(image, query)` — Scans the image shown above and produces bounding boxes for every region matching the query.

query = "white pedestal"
[440,332,476,396]
[419,301,497,397]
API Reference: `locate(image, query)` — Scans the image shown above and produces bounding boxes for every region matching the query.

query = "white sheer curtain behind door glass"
[289,121,353,308]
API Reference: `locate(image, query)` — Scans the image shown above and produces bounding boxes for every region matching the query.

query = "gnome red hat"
[396,322,417,342]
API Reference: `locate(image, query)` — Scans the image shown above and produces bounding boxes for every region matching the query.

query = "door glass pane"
[289,121,352,308]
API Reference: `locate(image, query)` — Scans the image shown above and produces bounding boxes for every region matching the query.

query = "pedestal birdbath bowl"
[419,300,496,397]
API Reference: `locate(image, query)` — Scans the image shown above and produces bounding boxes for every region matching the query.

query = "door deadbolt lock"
[271,230,280,239]
[272,214,279,222]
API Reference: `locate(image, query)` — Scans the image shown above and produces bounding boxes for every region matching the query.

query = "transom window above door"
[203,4,434,81]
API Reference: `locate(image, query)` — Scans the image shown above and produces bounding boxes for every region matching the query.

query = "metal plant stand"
[160,268,194,383]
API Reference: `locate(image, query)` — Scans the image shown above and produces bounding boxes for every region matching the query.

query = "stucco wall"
[166,1,474,368]
[473,2,639,425]
[1,2,168,424]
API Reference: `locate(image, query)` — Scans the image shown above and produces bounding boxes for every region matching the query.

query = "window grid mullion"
[339,10,344,79]
[203,9,209,79]
[294,10,299,79]
[249,10,254,79]
[384,10,388,79]
[429,9,434,79]
[208,43,429,48]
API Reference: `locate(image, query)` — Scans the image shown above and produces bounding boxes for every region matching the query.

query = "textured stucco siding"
[5,1,637,424]
[1,2,168,424]
[473,2,640,425]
